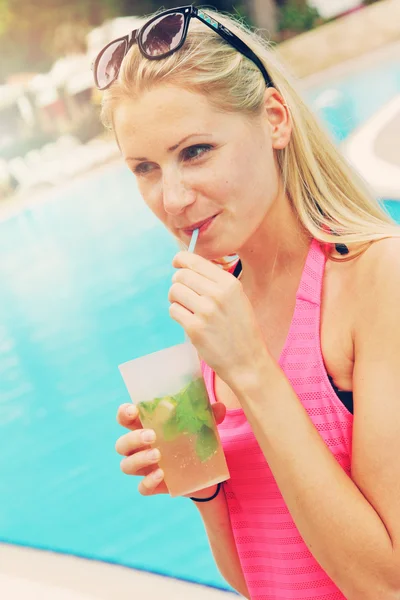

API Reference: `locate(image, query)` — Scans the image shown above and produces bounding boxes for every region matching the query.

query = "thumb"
[212,401,226,425]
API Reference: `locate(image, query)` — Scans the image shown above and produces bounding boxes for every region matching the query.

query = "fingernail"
[142,430,156,443]
[126,405,137,418]
[147,449,160,461]
[153,468,164,481]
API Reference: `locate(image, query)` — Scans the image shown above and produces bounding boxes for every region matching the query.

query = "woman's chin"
[197,244,237,262]
[173,230,236,261]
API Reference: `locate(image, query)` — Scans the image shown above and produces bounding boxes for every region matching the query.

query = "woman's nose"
[162,170,196,215]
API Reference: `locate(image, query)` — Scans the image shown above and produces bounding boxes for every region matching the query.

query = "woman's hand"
[115,403,167,496]
[115,401,227,496]
[169,251,268,390]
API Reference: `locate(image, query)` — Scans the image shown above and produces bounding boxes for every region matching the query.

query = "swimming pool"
[307,53,400,143]
[0,53,399,591]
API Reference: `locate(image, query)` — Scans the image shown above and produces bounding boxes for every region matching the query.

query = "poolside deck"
[0,543,240,600]
[342,94,400,199]
[301,40,400,200]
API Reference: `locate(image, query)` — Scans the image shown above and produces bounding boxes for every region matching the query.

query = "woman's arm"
[191,486,250,599]
[229,242,400,600]
[169,243,400,600]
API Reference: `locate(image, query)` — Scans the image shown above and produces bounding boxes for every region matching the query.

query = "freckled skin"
[113,84,288,261]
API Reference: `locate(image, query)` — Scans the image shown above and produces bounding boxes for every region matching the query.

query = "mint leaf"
[163,415,180,441]
[196,406,214,428]
[196,425,219,462]
[175,387,203,434]
[138,397,162,417]
[173,378,214,436]
[190,379,209,410]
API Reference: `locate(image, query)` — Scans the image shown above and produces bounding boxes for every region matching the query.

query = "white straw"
[188,228,199,253]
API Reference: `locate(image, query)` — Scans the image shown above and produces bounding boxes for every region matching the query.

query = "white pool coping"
[341,94,400,199]
[0,544,240,600]
[299,40,400,201]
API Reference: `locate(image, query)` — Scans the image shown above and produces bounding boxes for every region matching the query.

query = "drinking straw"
[188,228,199,253]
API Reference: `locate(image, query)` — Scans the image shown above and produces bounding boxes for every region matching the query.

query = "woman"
[93,6,400,600]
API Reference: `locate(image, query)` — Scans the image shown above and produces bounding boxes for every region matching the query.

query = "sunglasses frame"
[93,5,273,90]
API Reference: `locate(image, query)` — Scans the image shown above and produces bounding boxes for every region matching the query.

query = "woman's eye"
[181,144,212,162]
[134,162,157,176]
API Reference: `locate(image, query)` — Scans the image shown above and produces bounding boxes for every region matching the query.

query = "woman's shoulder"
[352,237,400,280]
[325,237,400,326]
[349,237,400,320]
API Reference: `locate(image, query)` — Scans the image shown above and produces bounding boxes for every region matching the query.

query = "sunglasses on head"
[92,5,273,90]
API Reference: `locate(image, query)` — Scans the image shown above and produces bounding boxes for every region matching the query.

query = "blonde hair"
[101,8,399,260]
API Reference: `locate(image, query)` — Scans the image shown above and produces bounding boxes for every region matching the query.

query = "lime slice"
[155,398,176,425]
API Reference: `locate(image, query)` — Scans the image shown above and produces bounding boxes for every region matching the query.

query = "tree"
[0,0,255,82]
[0,0,121,82]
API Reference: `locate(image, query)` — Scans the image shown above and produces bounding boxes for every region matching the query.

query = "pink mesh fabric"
[201,240,353,600]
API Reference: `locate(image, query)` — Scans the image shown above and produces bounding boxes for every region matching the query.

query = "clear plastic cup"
[119,342,230,497]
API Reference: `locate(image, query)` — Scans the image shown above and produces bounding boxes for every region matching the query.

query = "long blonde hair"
[101,8,399,259]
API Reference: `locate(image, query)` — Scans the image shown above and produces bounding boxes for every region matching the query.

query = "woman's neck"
[237,192,311,296]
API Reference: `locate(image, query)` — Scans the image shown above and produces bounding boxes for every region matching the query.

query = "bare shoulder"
[325,237,400,308]
[351,237,400,315]
[353,237,400,277]
[355,236,400,265]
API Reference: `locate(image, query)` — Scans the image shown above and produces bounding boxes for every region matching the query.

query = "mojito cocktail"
[119,343,230,497]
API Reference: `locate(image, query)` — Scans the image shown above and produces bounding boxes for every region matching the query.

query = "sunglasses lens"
[141,13,185,57]
[96,39,127,89]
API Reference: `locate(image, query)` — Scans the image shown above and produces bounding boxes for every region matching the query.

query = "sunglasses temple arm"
[194,12,272,87]
[127,28,139,50]
[218,27,272,87]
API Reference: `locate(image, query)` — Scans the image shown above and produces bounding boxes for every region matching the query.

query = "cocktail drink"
[119,343,230,497]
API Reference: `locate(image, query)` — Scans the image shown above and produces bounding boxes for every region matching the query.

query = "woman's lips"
[182,215,217,237]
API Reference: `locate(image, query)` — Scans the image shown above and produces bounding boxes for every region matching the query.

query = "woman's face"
[114,84,290,259]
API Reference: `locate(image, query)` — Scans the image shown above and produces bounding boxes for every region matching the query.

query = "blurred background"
[0,1,399,599]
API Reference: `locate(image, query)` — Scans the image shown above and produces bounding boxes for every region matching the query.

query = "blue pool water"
[0,54,399,591]
[308,55,400,142]
[0,169,227,586]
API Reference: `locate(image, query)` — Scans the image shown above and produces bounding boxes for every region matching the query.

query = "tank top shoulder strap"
[296,238,327,306]
[201,240,327,394]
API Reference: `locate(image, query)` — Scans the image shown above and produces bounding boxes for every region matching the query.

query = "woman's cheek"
[138,178,165,219]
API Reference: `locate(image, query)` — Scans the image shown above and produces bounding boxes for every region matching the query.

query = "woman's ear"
[263,87,292,150]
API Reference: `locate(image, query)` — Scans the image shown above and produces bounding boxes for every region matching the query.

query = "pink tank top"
[201,239,353,600]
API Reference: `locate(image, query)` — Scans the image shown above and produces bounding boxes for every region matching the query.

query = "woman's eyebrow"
[126,133,212,162]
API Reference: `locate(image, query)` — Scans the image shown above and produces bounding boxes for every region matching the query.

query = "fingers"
[168,282,201,314]
[171,268,215,296]
[169,300,197,329]
[115,428,156,456]
[172,251,226,283]
[169,282,217,318]
[115,402,167,496]
[120,447,161,475]
[116,400,223,498]
[138,468,165,496]
[116,403,141,431]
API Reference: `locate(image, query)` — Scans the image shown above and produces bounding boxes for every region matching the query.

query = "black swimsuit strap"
[232,244,349,280]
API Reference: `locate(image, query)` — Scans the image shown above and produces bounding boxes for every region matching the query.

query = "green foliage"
[140,378,218,462]
[0,0,11,37]
[138,396,162,417]
[162,416,180,442]
[174,378,214,435]
[196,426,219,462]
[278,0,320,33]
[0,0,122,81]
[0,0,252,82]
[175,388,204,435]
